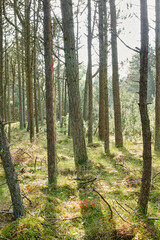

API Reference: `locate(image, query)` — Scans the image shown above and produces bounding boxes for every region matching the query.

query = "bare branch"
[111,29,140,53]
[93,188,113,220]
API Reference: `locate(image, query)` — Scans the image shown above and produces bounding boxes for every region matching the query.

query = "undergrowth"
[0,124,160,239]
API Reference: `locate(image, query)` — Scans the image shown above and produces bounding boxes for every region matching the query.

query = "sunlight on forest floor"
[0,124,160,239]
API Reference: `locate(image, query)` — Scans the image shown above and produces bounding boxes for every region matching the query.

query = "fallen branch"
[18,148,33,160]
[124,203,134,211]
[115,200,131,214]
[22,194,32,206]
[115,163,129,173]
[79,178,97,185]
[112,206,132,225]
[27,186,38,195]
[93,188,113,221]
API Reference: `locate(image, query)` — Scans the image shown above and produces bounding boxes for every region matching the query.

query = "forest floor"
[0,124,160,240]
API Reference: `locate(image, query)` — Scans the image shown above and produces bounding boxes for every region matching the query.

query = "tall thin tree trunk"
[109,0,123,147]
[33,0,39,135]
[21,40,26,128]
[11,59,15,122]
[4,40,8,123]
[57,49,62,127]
[43,0,56,185]
[7,54,11,142]
[99,0,105,141]
[83,68,89,122]
[61,71,65,128]
[64,78,67,135]
[138,0,152,215]
[14,0,23,129]
[25,0,34,142]
[37,74,44,125]
[60,0,88,166]
[0,0,3,120]
[88,0,93,144]
[76,0,80,66]
[68,113,71,138]
[155,0,160,151]
[34,57,39,135]
[103,0,109,153]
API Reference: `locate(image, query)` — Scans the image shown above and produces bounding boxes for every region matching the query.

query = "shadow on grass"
[105,147,142,181]
[78,185,115,240]
[60,167,76,176]
[41,184,76,201]
[75,163,133,240]
[119,147,142,166]
[144,220,160,240]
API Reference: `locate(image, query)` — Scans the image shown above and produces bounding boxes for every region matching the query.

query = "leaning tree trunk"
[60,0,88,166]
[0,120,25,219]
[43,0,56,185]
[138,0,152,215]
[109,0,123,147]
[155,0,160,151]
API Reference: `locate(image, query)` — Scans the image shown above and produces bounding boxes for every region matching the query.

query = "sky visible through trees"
[68,0,155,77]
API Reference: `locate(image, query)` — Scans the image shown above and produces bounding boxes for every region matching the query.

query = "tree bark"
[83,67,89,122]
[37,74,44,125]
[21,38,26,128]
[57,48,62,127]
[4,39,8,123]
[99,0,105,141]
[155,0,160,151]
[43,0,56,185]
[0,0,3,120]
[109,0,123,147]
[14,0,24,129]
[88,0,93,144]
[103,0,109,153]
[138,0,152,215]
[33,0,39,135]
[60,0,88,166]
[7,53,11,142]
[11,59,15,122]
[64,77,67,135]
[25,0,34,142]
[0,120,25,219]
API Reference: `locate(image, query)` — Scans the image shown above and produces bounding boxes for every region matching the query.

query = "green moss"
[1,217,49,240]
